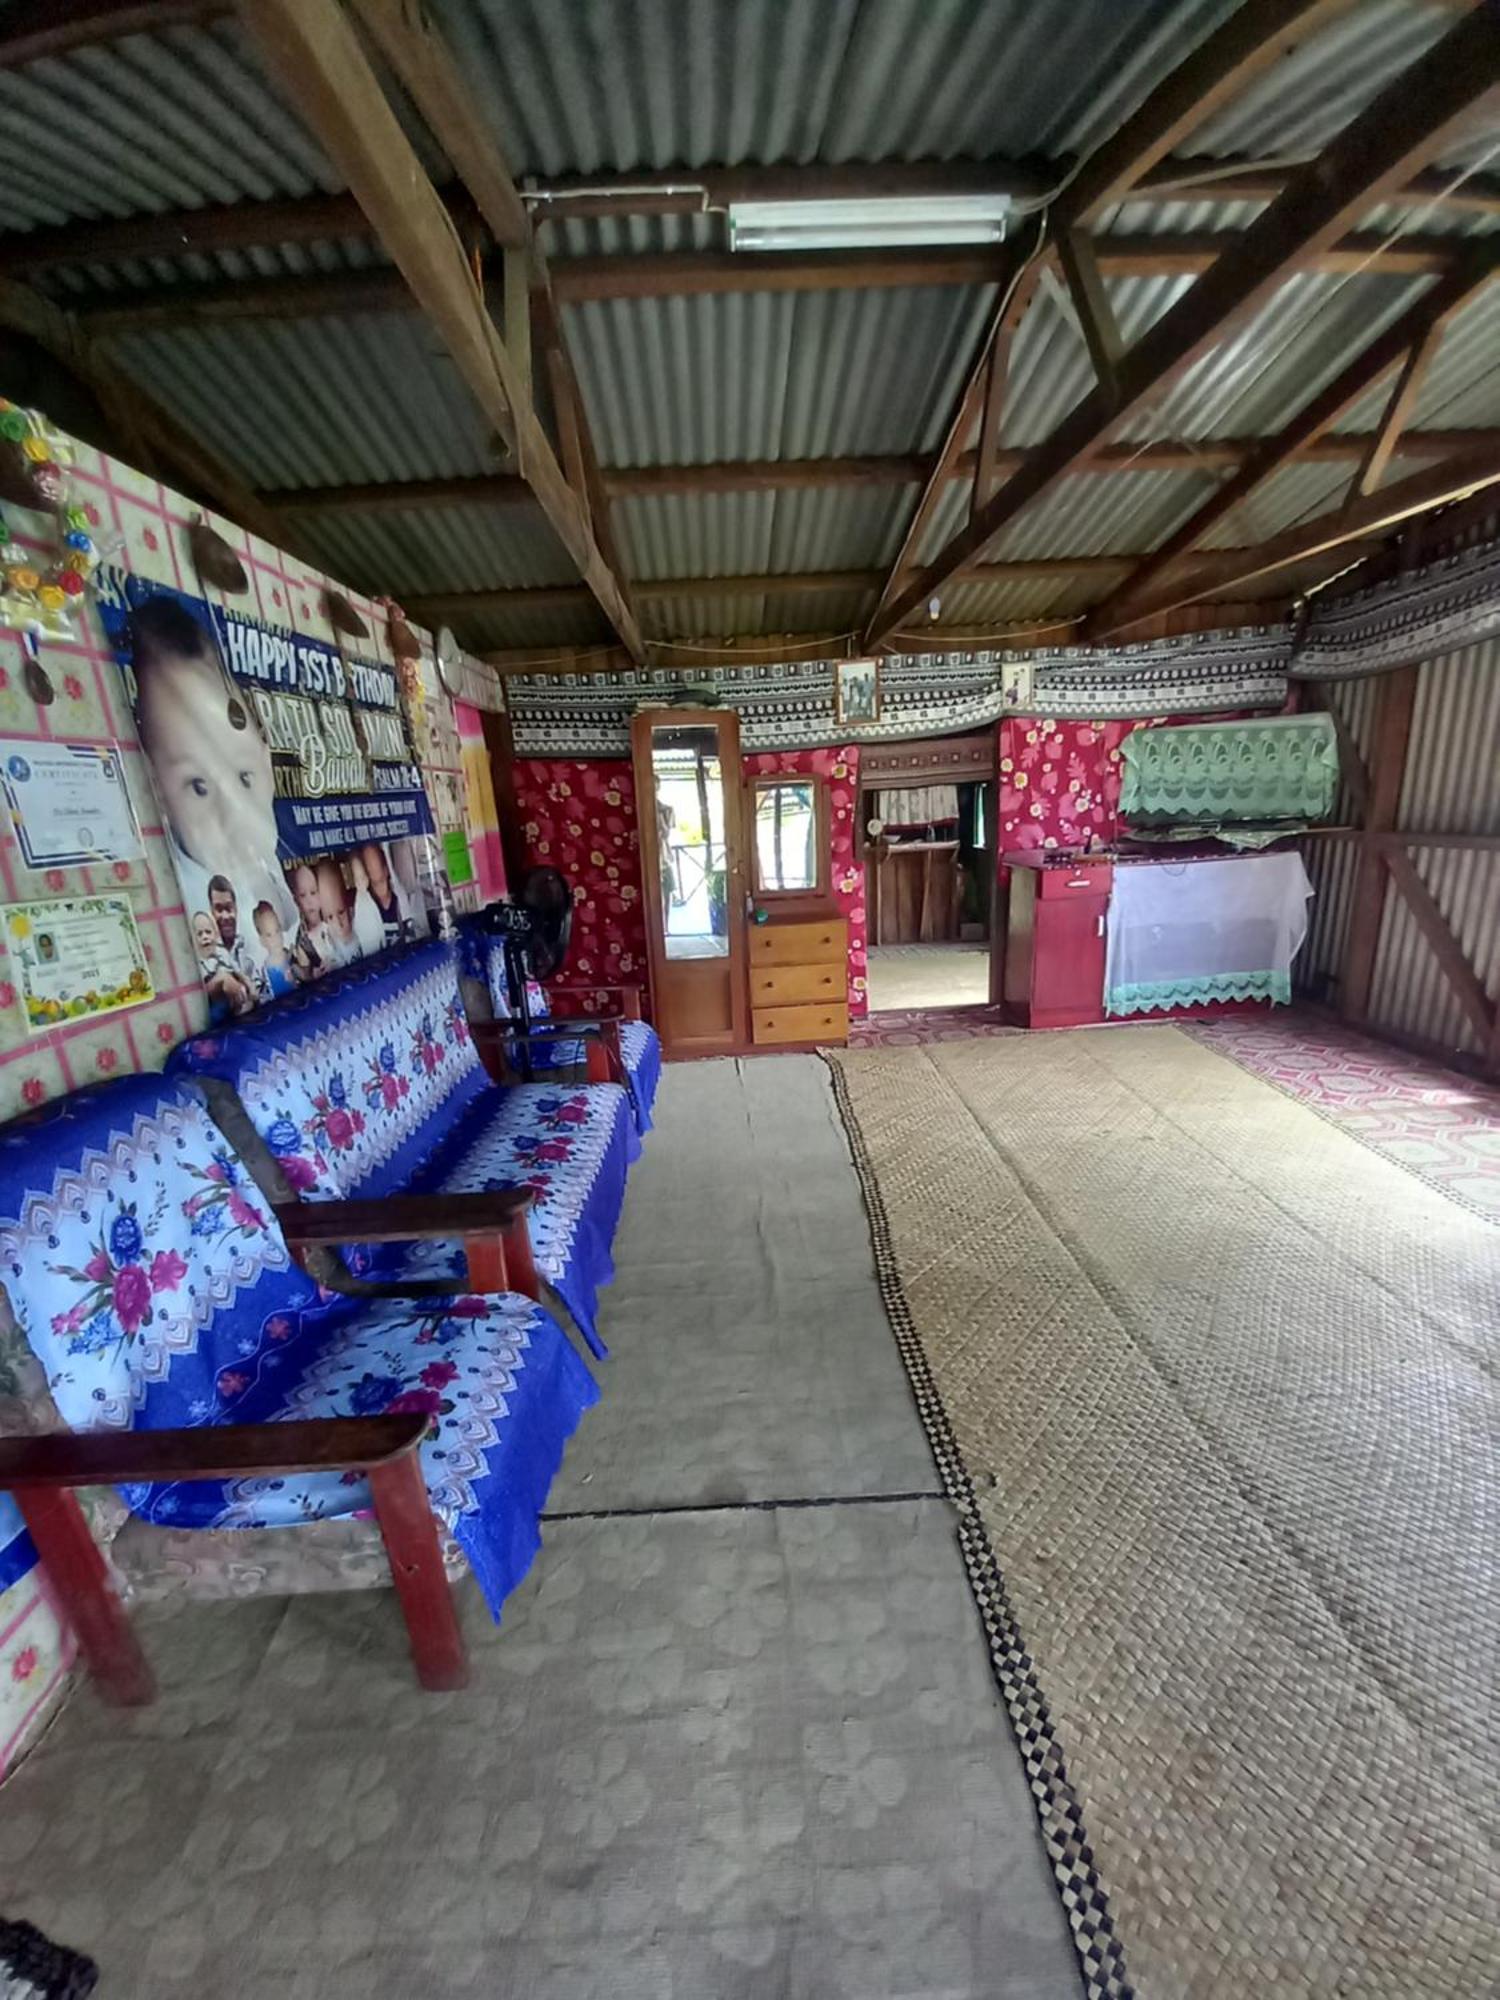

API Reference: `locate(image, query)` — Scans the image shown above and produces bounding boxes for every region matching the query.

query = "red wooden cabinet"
[1002,857,1111,1029]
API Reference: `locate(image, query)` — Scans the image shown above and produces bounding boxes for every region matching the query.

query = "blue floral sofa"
[0,1070,599,1693]
[458,913,662,1135]
[169,941,635,1359]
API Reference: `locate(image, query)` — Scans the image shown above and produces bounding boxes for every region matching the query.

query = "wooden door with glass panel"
[632,710,748,1057]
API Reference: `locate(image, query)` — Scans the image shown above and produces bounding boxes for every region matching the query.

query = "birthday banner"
[96,568,443,1022]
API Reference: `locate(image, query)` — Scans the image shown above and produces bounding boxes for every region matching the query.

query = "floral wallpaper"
[743,744,867,1018]
[511,749,869,1022]
[998,713,1255,854]
[510,759,649,1010]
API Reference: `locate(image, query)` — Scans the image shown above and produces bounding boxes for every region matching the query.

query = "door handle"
[1096,913,1105,937]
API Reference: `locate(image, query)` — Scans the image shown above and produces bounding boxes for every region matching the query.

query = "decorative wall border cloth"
[504,524,1500,757]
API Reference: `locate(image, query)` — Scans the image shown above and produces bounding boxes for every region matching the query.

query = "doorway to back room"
[861,731,997,1014]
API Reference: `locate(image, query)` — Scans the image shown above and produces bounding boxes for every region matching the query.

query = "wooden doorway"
[632,709,749,1057]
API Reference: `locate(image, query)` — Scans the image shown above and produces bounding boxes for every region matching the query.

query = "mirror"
[751,775,826,896]
[650,723,731,958]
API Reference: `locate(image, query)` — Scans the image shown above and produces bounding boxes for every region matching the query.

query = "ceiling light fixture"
[727,195,1011,253]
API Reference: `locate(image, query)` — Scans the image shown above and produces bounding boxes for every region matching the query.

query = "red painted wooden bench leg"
[585,1038,610,1084]
[368,1451,469,1692]
[17,1486,155,1707]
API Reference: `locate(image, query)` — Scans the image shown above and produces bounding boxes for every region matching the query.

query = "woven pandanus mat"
[825,1025,1499,2000]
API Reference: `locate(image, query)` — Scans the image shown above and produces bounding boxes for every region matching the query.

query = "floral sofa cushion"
[175,939,637,1359]
[171,942,490,1208]
[128,1289,598,1618]
[0,1071,599,1621]
[0,1074,323,1435]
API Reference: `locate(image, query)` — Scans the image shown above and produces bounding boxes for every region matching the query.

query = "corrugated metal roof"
[639,585,873,643]
[1188,0,1454,160]
[616,485,909,580]
[294,502,578,599]
[563,281,995,467]
[1,0,1494,650]
[104,315,502,488]
[432,0,1236,176]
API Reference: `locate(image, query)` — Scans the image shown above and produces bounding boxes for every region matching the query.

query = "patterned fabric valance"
[1118,713,1339,826]
[878,784,960,826]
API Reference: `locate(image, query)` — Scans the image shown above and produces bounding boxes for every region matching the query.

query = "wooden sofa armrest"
[2,1409,467,1701]
[274,1190,539,1300]
[0,1412,428,1490]
[273,1189,533,1246]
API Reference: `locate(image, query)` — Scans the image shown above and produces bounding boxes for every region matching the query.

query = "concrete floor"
[867,942,992,1012]
[0,1058,1078,2000]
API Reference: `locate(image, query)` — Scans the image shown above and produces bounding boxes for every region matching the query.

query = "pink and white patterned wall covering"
[0,434,480,1778]
[743,744,867,1017]
[997,712,1257,853]
[511,748,869,1019]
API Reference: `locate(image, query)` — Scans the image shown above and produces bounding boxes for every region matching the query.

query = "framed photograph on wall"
[834,656,882,728]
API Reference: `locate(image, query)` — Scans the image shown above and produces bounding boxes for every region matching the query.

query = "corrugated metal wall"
[1299,647,1500,1062]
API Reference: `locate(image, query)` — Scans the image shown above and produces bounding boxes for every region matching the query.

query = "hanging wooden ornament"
[188,518,250,594]
[324,589,369,640]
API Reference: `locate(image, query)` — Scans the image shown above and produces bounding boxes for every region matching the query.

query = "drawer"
[750,962,844,1007]
[1037,863,1113,899]
[750,918,847,965]
[752,1001,849,1047]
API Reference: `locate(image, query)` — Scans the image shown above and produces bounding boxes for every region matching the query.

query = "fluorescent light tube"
[728,195,1011,253]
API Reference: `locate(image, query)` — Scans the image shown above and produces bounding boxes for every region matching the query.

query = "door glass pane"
[753,778,817,892]
[651,724,730,958]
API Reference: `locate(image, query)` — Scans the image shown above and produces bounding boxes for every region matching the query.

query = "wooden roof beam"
[0,0,228,68]
[1062,0,1357,222]
[53,228,1487,336]
[403,545,1334,623]
[10,145,1500,278]
[866,4,1500,648]
[238,0,642,661]
[1086,245,1500,637]
[1102,441,1500,631]
[261,428,1500,516]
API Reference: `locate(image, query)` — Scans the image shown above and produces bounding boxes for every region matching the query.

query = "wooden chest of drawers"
[749,916,849,1047]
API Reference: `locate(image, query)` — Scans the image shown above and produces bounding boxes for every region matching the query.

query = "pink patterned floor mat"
[850,1006,1020,1048]
[1186,1012,1500,1224]
[848,1005,1500,1222]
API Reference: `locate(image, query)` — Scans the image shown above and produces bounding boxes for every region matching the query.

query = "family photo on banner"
[97,570,447,1022]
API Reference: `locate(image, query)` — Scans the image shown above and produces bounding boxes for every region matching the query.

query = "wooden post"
[368,1451,469,1692]
[17,1487,155,1707]
[1341,666,1418,1021]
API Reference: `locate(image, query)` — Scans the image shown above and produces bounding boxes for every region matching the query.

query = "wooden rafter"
[865,0,1360,650]
[1344,323,1446,505]
[257,429,1500,516]
[400,543,1355,625]
[54,229,1488,337]
[1099,441,1500,629]
[1087,247,1500,637]
[238,0,642,659]
[1054,229,1124,403]
[11,146,1500,276]
[866,241,1043,635]
[0,0,226,68]
[866,5,1500,648]
[325,0,629,623]
[1061,0,1358,222]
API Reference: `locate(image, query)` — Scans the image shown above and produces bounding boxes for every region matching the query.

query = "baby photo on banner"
[96,568,445,1021]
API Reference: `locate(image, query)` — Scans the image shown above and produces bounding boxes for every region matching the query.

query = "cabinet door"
[1032,896,1107,1024]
